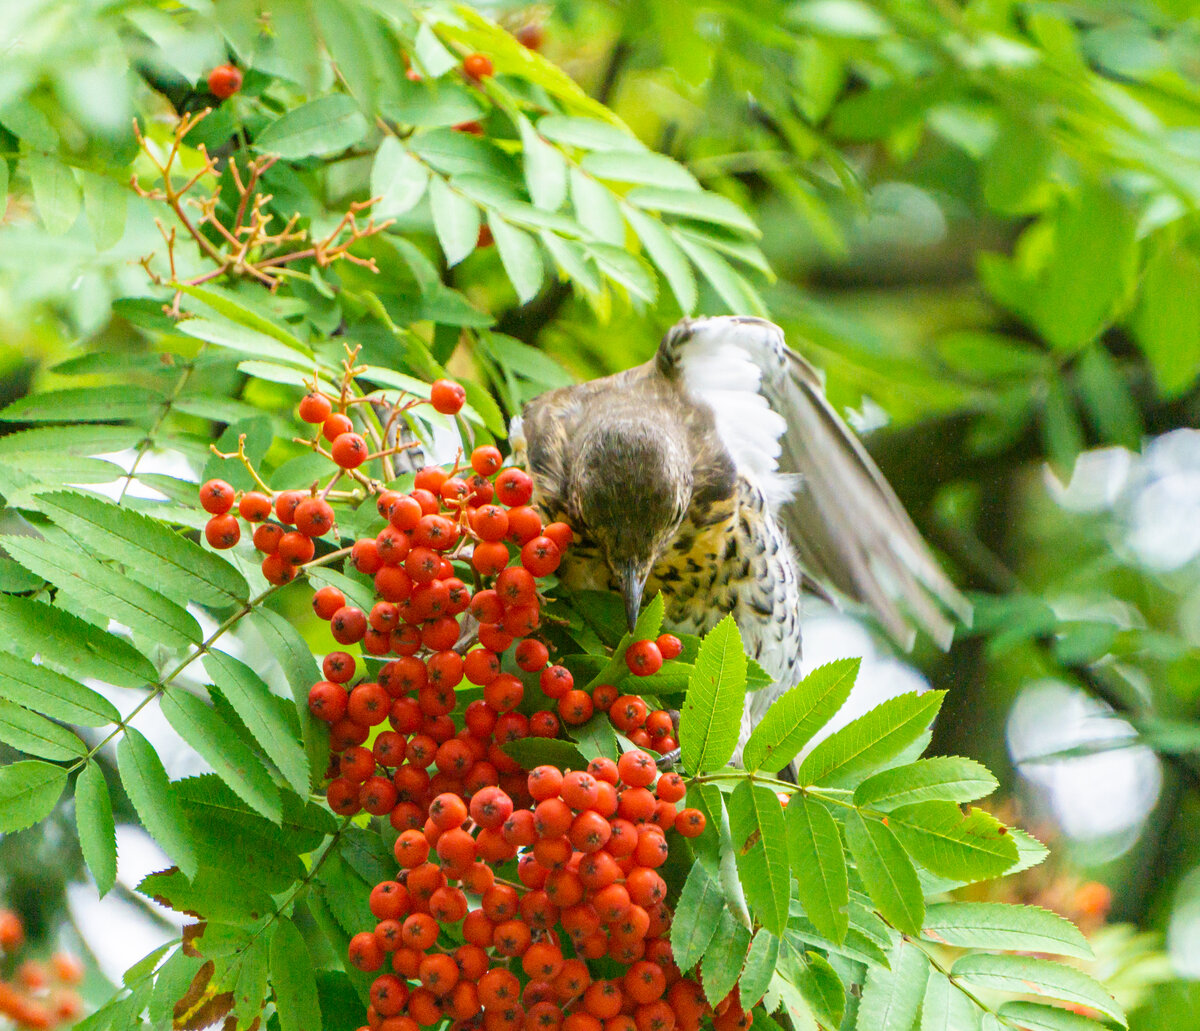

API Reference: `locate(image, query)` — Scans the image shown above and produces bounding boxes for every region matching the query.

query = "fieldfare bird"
[512,316,970,760]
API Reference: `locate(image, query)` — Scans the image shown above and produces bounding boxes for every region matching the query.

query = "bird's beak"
[620,559,648,632]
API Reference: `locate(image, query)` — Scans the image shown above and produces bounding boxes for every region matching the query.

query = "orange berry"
[463,53,494,80]
[207,63,243,99]
[298,391,332,423]
[430,379,467,415]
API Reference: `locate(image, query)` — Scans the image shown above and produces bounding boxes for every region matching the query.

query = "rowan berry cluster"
[0,910,85,1030]
[347,750,714,1031]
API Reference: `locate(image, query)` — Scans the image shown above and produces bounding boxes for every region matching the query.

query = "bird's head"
[568,417,693,631]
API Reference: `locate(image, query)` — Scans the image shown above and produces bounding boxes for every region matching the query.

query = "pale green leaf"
[625,206,697,314]
[952,955,1126,1026]
[0,699,85,760]
[679,615,747,772]
[854,756,998,811]
[75,761,118,896]
[921,902,1091,958]
[792,951,845,1029]
[537,115,645,151]
[844,810,924,935]
[919,968,980,1031]
[569,168,625,245]
[997,1001,1110,1031]
[371,135,430,218]
[174,284,310,353]
[520,117,568,211]
[856,941,928,1031]
[28,154,81,234]
[1130,240,1200,396]
[118,727,198,879]
[670,863,726,969]
[744,658,859,773]
[740,930,779,1009]
[0,760,68,833]
[627,186,759,235]
[796,690,945,787]
[0,654,120,727]
[700,908,751,1005]
[177,318,313,368]
[82,172,127,250]
[588,243,658,302]
[675,235,769,314]
[489,216,545,303]
[786,792,848,943]
[256,94,369,158]
[430,176,481,266]
[0,385,163,423]
[582,150,699,190]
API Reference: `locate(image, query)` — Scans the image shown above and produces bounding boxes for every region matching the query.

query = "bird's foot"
[655,748,682,770]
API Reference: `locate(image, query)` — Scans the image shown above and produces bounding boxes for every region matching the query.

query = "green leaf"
[743,658,859,773]
[28,154,81,234]
[256,94,369,158]
[625,207,697,314]
[174,284,310,353]
[0,655,119,727]
[1129,239,1200,396]
[206,650,311,796]
[161,689,283,824]
[699,908,751,1005]
[0,534,202,650]
[921,902,1091,958]
[37,491,249,608]
[1076,343,1143,448]
[582,150,699,190]
[118,727,198,879]
[740,930,779,1009]
[919,969,980,1031]
[270,917,323,1031]
[305,567,377,612]
[675,235,768,315]
[177,318,313,368]
[679,615,747,772]
[670,863,727,969]
[371,135,430,218]
[0,760,68,833]
[952,955,1126,1026]
[792,951,845,1029]
[635,591,666,641]
[0,699,85,760]
[588,243,658,302]
[489,216,545,304]
[82,172,127,250]
[0,385,163,423]
[843,810,924,935]
[856,941,928,1031]
[786,792,848,943]
[796,690,945,788]
[997,1001,1110,1031]
[727,781,791,935]
[537,115,645,151]
[627,186,759,235]
[430,176,481,266]
[887,802,1018,880]
[520,117,568,211]
[0,595,157,688]
[75,761,117,896]
[854,756,998,811]
[502,737,588,771]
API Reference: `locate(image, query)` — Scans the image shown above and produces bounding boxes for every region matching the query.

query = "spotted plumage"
[513,316,970,765]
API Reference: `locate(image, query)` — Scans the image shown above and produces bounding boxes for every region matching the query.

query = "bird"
[510,316,971,764]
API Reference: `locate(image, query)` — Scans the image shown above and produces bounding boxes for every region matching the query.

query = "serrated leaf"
[270,918,322,1031]
[502,737,588,771]
[371,135,430,218]
[174,284,309,353]
[844,810,924,935]
[744,659,859,773]
[162,690,282,824]
[793,952,845,1029]
[235,936,271,1024]
[857,941,927,1031]
[177,318,313,368]
[679,615,747,772]
[256,94,368,158]
[953,955,1126,1026]
[625,207,697,313]
[541,230,602,294]
[675,235,768,315]
[118,727,198,879]
[670,863,726,969]
[786,792,848,943]
[205,650,311,797]
[887,802,1018,880]
[588,243,658,302]
[634,591,665,641]
[0,656,117,728]
[854,756,998,811]
[919,968,980,1031]
[582,150,699,190]
[0,385,163,423]
[741,930,779,1008]
[921,902,1091,958]
[37,491,248,607]
[430,176,481,266]
[796,691,945,788]
[519,117,568,210]
[569,168,625,246]
[700,908,751,1005]
[0,699,85,760]
[0,595,157,688]
[75,761,117,896]
[489,216,545,303]
[997,1001,1110,1031]
[627,185,759,234]
[1,534,201,650]
[0,760,68,832]
[727,781,790,935]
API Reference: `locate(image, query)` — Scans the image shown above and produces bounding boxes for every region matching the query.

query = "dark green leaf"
[843,810,924,935]
[502,737,588,771]
[743,659,859,773]
[670,862,727,970]
[699,908,751,1005]
[0,760,68,833]
[270,917,323,1031]
[679,615,747,772]
[75,761,117,896]
[0,385,162,423]
[856,941,928,1031]
[786,792,848,943]
[793,951,845,1029]
[118,727,198,879]
[727,781,791,935]
[740,930,779,1009]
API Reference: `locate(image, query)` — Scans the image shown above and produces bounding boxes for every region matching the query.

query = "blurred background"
[1,0,1199,1026]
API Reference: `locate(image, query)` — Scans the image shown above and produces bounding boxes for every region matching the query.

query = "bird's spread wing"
[657,315,971,650]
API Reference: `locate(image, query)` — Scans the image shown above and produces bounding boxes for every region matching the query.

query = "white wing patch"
[673,318,795,507]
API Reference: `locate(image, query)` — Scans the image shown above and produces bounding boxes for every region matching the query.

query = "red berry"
[207,63,243,99]
[294,497,335,537]
[298,392,332,424]
[274,490,305,525]
[516,24,544,50]
[308,681,347,722]
[495,468,533,507]
[238,491,272,521]
[430,379,467,415]
[515,638,549,672]
[199,479,235,514]
[330,606,368,644]
[625,640,663,677]
[323,651,355,683]
[205,513,240,549]
[323,412,353,442]
[463,53,494,80]
[618,750,658,788]
[675,809,705,837]
[331,432,368,468]
[521,536,560,576]
[471,445,503,477]
[312,585,346,620]
[655,634,682,661]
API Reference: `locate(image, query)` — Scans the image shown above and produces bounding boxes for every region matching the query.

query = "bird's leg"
[655,709,683,769]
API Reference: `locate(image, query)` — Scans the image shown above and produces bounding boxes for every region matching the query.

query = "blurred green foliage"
[1,0,1199,1026]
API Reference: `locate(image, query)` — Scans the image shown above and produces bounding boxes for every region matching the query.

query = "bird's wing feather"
[658,315,971,650]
